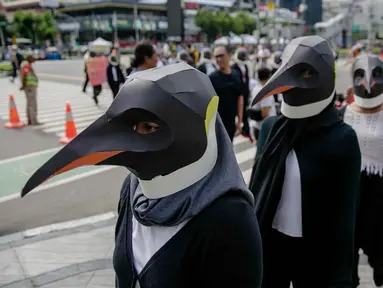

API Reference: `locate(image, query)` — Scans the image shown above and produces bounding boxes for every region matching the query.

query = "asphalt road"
[0,59,354,235]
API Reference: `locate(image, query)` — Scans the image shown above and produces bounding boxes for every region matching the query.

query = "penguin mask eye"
[354,69,365,86]
[301,68,314,79]
[134,122,161,134]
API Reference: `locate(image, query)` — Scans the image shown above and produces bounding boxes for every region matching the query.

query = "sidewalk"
[0,213,377,288]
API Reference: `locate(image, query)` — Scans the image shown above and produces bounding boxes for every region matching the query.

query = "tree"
[196,9,256,41]
[195,9,220,42]
[232,11,256,35]
[12,10,56,44]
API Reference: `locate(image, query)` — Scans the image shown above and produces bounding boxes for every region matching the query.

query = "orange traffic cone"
[59,102,77,144]
[4,95,25,129]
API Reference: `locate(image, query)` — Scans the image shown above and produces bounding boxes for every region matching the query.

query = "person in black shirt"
[232,48,251,138]
[210,45,244,142]
[20,62,263,288]
[106,55,125,98]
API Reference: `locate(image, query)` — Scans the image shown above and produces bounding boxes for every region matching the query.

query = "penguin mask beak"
[251,65,295,106]
[21,112,172,197]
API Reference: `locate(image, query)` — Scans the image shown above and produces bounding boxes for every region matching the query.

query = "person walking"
[82,49,90,93]
[21,62,263,288]
[249,36,361,287]
[209,45,244,142]
[20,54,40,126]
[339,54,383,288]
[86,51,103,105]
[107,55,125,99]
[232,48,251,139]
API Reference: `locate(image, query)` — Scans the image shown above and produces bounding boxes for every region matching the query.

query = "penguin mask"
[21,63,219,199]
[352,54,383,108]
[252,36,335,119]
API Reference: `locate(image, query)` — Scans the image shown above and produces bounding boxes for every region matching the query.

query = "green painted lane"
[0,148,102,198]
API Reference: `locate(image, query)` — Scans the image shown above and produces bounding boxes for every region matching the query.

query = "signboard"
[40,0,59,8]
[167,0,184,42]
[267,1,274,9]
[86,56,108,86]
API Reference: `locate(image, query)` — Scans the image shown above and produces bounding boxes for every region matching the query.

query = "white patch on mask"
[354,93,383,109]
[281,90,335,119]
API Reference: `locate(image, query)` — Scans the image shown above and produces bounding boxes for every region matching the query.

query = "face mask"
[21,63,219,199]
[352,54,383,108]
[251,35,335,119]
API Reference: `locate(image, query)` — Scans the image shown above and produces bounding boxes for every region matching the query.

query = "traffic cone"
[4,95,25,129]
[59,102,77,144]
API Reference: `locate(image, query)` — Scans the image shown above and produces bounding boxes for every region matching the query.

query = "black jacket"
[113,175,263,288]
[257,115,361,287]
[107,64,124,85]
[231,62,250,101]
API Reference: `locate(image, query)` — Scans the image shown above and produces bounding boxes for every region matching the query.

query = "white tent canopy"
[214,36,229,45]
[241,34,257,45]
[230,34,242,45]
[89,37,112,47]
[88,37,112,54]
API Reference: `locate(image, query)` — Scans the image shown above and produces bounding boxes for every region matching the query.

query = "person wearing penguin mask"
[20,62,263,288]
[339,54,383,288]
[249,35,361,287]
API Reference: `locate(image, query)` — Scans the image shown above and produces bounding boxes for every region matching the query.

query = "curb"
[0,212,117,245]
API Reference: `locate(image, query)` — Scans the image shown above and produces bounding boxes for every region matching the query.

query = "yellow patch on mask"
[205,96,219,134]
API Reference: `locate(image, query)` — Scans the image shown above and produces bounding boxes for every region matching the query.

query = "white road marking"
[0,166,117,204]
[0,147,61,165]
[23,211,117,237]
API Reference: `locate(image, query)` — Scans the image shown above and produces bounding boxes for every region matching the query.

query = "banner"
[87,56,108,86]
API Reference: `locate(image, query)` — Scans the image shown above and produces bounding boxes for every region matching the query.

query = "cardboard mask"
[21,62,219,199]
[251,36,335,119]
[352,54,383,108]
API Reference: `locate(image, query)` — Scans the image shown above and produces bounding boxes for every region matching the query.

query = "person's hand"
[235,122,242,136]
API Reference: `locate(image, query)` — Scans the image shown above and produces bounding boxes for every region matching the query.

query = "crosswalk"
[0,78,257,183]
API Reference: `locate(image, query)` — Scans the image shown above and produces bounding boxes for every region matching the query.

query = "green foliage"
[0,61,12,72]
[195,9,256,42]
[12,10,56,44]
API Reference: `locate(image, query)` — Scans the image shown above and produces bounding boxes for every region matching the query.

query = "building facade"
[280,0,322,26]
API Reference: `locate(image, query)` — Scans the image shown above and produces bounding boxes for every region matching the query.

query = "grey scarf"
[129,117,254,227]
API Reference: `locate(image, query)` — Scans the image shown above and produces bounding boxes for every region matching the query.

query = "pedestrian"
[339,54,383,288]
[20,53,41,126]
[196,48,217,76]
[232,48,251,139]
[107,55,124,99]
[82,49,90,93]
[249,36,361,287]
[10,45,21,83]
[86,51,102,105]
[21,62,263,288]
[130,41,158,74]
[209,45,244,142]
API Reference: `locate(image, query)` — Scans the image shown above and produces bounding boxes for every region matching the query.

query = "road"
[0,59,353,235]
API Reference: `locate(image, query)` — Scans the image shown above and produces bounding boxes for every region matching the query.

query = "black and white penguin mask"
[252,36,335,119]
[352,54,383,108]
[21,63,219,199]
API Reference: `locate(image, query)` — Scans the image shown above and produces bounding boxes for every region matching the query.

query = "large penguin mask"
[352,54,383,108]
[252,36,335,119]
[21,63,219,199]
